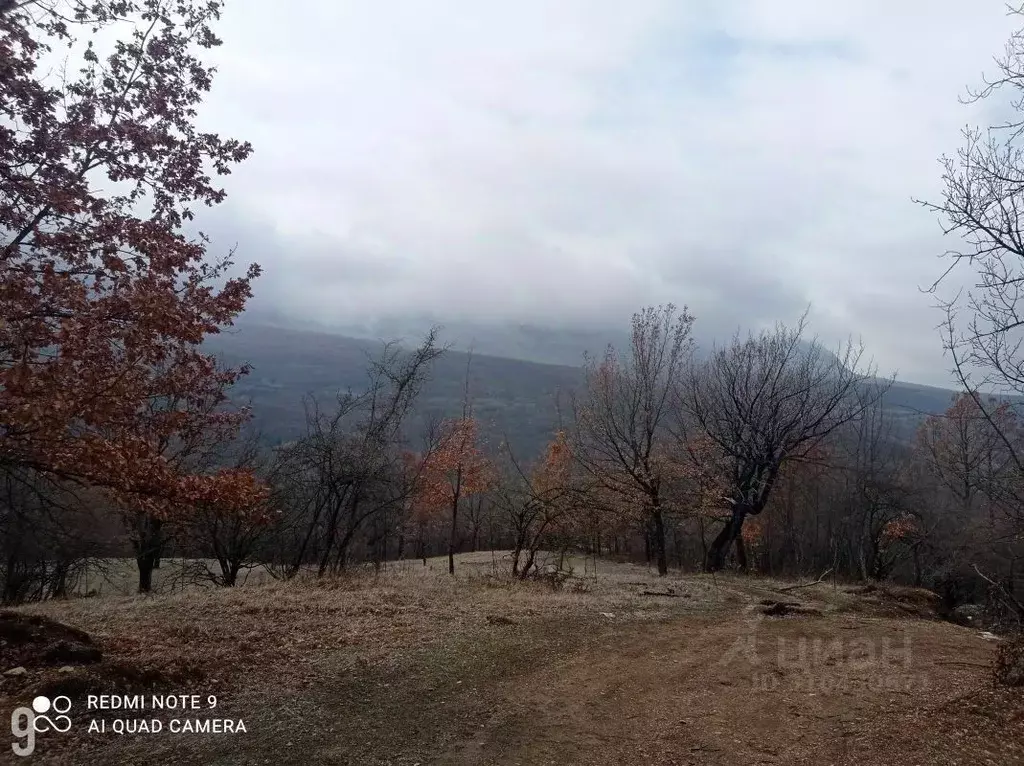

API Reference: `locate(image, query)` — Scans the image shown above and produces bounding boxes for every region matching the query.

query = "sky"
[186,1,1018,387]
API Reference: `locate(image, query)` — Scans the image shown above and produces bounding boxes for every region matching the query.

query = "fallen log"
[777,567,834,593]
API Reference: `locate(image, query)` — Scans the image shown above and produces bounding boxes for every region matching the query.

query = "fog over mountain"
[242,305,842,369]
[191,0,1021,393]
[213,317,960,461]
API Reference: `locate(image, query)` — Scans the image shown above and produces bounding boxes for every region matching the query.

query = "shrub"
[993,633,1024,687]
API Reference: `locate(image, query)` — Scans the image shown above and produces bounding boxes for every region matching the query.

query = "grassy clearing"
[1,553,1018,765]
[0,553,746,763]
[13,552,752,686]
[3,554,725,698]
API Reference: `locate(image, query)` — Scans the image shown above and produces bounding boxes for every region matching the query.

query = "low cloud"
[189,1,1017,386]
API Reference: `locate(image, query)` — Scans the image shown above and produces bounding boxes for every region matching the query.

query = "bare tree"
[463,493,488,552]
[918,8,1024,569]
[443,352,487,576]
[0,465,114,602]
[267,330,443,578]
[678,313,884,572]
[837,395,918,581]
[916,393,1016,518]
[571,305,695,576]
[492,430,581,578]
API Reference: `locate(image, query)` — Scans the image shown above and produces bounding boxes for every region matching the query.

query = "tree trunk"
[705,506,746,573]
[512,525,530,577]
[448,495,459,575]
[735,534,748,573]
[418,521,427,566]
[651,507,668,577]
[225,561,240,587]
[4,551,19,604]
[137,558,155,593]
[49,560,70,599]
[317,504,342,577]
[523,548,537,577]
[136,515,162,594]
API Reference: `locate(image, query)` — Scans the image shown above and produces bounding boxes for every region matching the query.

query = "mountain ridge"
[209,320,961,457]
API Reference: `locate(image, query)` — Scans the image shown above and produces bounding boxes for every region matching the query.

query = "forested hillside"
[208,322,582,458]
[210,321,960,457]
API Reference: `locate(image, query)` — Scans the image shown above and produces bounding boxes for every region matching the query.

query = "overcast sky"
[190,1,1017,387]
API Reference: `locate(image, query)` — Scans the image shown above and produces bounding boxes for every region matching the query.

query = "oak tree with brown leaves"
[917,392,1019,518]
[0,0,266,591]
[916,392,1022,600]
[415,416,493,575]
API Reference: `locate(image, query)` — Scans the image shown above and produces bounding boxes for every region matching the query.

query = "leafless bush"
[994,633,1024,687]
[262,330,443,579]
[0,466,115,603]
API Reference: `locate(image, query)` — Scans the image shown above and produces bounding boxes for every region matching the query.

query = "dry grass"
[1,553,1019,765]
[2,553,729,715]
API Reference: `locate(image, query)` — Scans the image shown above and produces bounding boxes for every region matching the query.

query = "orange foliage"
[533,430,572,497]
[414,417,493,514]
[915,391,1020,509]
[741,518,765,548]
[917,392,1017,468]
[530,429,586,542]
[881,514,918,543]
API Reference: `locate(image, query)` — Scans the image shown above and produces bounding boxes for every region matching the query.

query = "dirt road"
[70,611,1016,765]
[438,610,1015,766]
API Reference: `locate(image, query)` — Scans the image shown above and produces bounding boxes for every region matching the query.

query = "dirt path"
[436,609,1016,766]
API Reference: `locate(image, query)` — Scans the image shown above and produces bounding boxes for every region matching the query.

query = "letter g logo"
[11,696,73,757]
